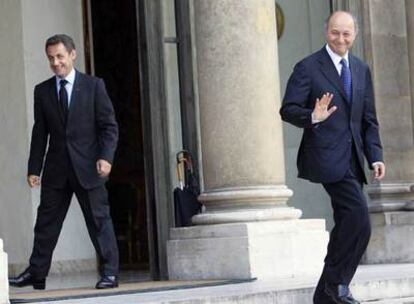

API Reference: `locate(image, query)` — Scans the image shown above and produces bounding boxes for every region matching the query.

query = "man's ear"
[70,49,77,61]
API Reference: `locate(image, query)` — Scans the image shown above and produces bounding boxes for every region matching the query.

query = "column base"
[194,186,301,224]
[167,219,328,280]
[367,183,414,212]
[363,211,414,264]
[0,239,9,304]
[192,207,302,225]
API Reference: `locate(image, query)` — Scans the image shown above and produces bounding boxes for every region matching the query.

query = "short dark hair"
[45,34,76,52]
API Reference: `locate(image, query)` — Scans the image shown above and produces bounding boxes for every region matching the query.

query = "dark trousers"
[28,164,119,278]
[313,152,371,303]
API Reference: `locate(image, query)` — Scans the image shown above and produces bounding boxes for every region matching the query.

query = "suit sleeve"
[95,78,118,164]
[279,62,314,128]
[361,68,383,167]
[28,86,48,176]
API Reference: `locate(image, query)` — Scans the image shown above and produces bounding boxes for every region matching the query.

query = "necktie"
[59,79,69,115]
[340,58,352,103]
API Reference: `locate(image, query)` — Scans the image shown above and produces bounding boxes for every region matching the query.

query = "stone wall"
[0,239,8,304]
[0,0,96,276]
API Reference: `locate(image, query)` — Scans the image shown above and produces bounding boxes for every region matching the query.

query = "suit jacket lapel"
[349,55,359,104]
[349,55,361,118]
[67,70,82,122]
[318,48,348,102]
[48,77,66,125]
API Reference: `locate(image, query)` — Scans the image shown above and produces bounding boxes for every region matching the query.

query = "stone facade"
[362,0,414,263]
[1,0,414,297]
[363,212,414,263]
[0,0,97,280]
[167,0,328,280]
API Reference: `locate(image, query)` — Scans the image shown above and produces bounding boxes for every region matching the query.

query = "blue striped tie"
[340,58,352,103]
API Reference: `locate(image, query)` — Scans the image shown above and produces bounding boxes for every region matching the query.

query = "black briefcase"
[173,150,202,227]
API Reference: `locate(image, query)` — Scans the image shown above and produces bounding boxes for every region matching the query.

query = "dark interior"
[90,0,149,271]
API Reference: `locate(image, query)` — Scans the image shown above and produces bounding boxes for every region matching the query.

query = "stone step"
[362,297,414,304]
[9,263,414,304]
[351,264,414,302]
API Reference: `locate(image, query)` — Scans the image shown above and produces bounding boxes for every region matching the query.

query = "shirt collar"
[325,44,349,65]
[56,68,76,86]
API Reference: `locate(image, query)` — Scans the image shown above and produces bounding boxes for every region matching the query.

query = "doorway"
[85,0,149,274]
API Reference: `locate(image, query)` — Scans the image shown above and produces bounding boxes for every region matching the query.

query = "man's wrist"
[311,112,322,124]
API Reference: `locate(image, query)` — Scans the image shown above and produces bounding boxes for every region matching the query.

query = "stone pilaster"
[361,0,414,263]
[167,0,328,280]
[363,0,414,210]
[0,239,9,304]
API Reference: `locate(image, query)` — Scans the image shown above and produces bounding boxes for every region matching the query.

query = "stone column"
[0,239,9,304]
[167,0,328,280]
[192,0,300,225]
[361,0,414,263]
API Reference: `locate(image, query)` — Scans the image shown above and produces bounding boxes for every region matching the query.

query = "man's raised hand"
[312,93,337,122]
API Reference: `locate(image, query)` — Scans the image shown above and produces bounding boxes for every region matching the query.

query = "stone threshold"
[7,263,414,304]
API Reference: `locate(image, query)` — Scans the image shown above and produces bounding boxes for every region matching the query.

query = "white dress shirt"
[325,44,349,76]
[56,68,76,106]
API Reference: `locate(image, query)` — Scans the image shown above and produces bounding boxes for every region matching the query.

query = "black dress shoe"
[9,269,45,290]
[95,275,118,289]
[324,283,360,304]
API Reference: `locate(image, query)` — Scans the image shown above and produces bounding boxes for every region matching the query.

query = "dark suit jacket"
[280,47,383,184]
[28,70,118,189]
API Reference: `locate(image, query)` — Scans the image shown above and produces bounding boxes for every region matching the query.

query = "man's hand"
[96,159,112,178]
[373,162,386,181]
[312,93,337,122]
[27,175,40,188]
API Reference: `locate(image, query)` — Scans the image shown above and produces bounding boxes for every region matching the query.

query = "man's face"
[46,42,76,78]
[326,12,356,57]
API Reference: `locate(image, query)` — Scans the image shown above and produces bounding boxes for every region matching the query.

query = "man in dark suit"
[280,11,385,304]
[9,34,119,290]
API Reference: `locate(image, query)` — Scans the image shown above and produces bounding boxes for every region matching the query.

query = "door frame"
[135,0,175,280]
[83,0,175,279]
